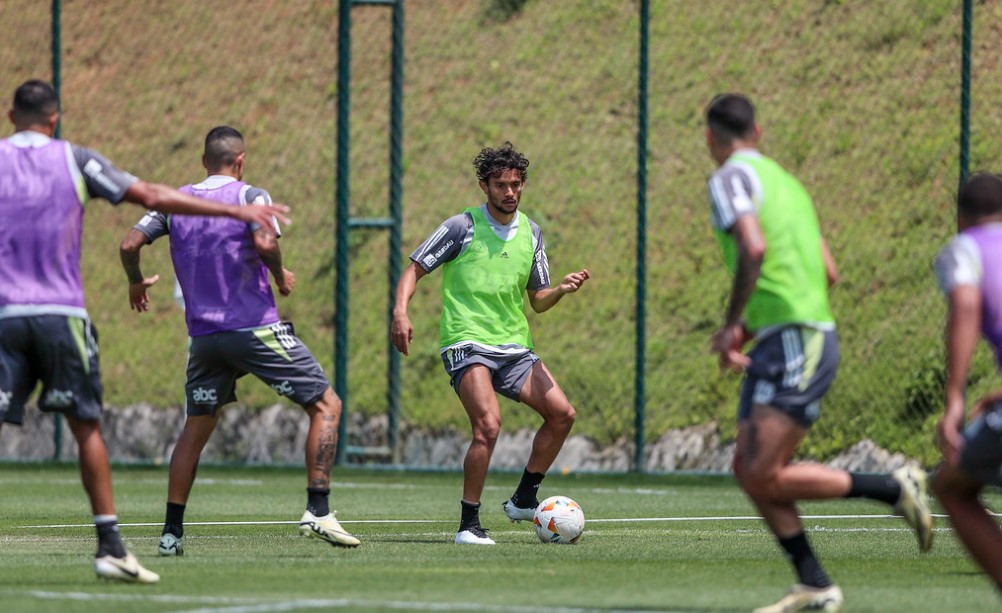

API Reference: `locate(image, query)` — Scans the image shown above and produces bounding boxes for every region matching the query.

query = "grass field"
[1,464,999,612]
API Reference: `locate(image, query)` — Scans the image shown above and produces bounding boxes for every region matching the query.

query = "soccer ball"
[533,495,584,544]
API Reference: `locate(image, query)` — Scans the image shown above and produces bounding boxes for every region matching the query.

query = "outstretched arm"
[253,225,294,296]
[391,261,428,356]
[119,228,160,312]
[526,269,590,313]
[124,181,290,229]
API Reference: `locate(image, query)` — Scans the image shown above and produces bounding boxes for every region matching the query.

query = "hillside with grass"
[3,0,1002,462]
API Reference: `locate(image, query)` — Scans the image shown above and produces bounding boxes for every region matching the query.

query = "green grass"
[0,464,999,612]
[3,0,1002,461]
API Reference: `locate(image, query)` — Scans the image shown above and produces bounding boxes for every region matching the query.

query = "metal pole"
[386,0,404,457]
[51,0,61,140]
[958,0,972,201]
[634,0,649,473]
[334,0,352,466]
[52,0,64,460]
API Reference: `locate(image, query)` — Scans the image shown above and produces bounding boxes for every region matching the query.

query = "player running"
[932,172,1002,597]
[702,94,933,613]
[392,142,589,545]
[119,126,359,556]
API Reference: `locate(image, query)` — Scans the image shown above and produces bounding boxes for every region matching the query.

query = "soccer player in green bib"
[704,94,933,612]
[392,142,589,545]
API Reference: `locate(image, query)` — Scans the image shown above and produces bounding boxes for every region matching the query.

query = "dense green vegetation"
[3,0,1002,462]
[1,465,999,612]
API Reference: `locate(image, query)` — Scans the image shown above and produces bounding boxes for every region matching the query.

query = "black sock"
[512,469,544,508]
[845,473,901,506]
[459,500,481,531]
[778,532,831,589]
[163,502,186,537]
[95,518,127,558]
[307,487,331,517]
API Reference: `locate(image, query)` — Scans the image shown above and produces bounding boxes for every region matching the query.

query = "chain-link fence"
[2,0,998,468]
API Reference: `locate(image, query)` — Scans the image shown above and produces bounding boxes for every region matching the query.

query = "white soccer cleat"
[299,510,360,548]
[455,525,496,545]
[93,551,160,584]
[502,498,536,523]
[893,465,934,553]
[753,584,843,613]
[158,533,184,557]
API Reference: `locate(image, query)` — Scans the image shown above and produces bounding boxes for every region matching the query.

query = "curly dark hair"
[472,141,529,182]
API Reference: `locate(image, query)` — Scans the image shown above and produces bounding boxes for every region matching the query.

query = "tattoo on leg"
[310,415,338,489]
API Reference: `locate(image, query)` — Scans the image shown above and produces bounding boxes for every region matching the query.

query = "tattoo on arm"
[120,249,145,284]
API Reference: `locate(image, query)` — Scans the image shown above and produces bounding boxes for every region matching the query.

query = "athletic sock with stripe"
[95,515,127,559]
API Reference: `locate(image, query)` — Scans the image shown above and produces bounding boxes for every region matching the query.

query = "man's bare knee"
[548,403,575,430]
[742,464,783,500]
[472,419,501,447]
[66,417,101,443]
[309,388,342,419]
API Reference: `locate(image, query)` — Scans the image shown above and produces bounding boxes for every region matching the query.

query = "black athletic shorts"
[958,401,1002,487]
[738,326,839,428]
[185,321,330,415]
[0,315,103,424]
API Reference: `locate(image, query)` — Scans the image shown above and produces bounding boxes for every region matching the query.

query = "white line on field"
[16,590,690,613]
[19,512,955,529]
[18,519,446,528]
[587,513,958,522]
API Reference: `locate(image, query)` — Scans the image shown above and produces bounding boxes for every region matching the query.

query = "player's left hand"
[559,269,590,294]
[128,274,160,312]
[391,312,414,356]
[710,323,750,373]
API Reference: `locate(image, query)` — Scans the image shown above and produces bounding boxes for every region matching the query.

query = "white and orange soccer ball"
[533,495,584,544]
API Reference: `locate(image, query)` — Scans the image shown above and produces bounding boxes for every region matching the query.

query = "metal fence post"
[634,0,649,473]
[959,0,972,202]
[387,0,404,457]
[51,0,63,461]
[335,0,405,465]
[334,0,352,466]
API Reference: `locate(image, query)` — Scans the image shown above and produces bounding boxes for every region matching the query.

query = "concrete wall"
[0,404,917,473]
